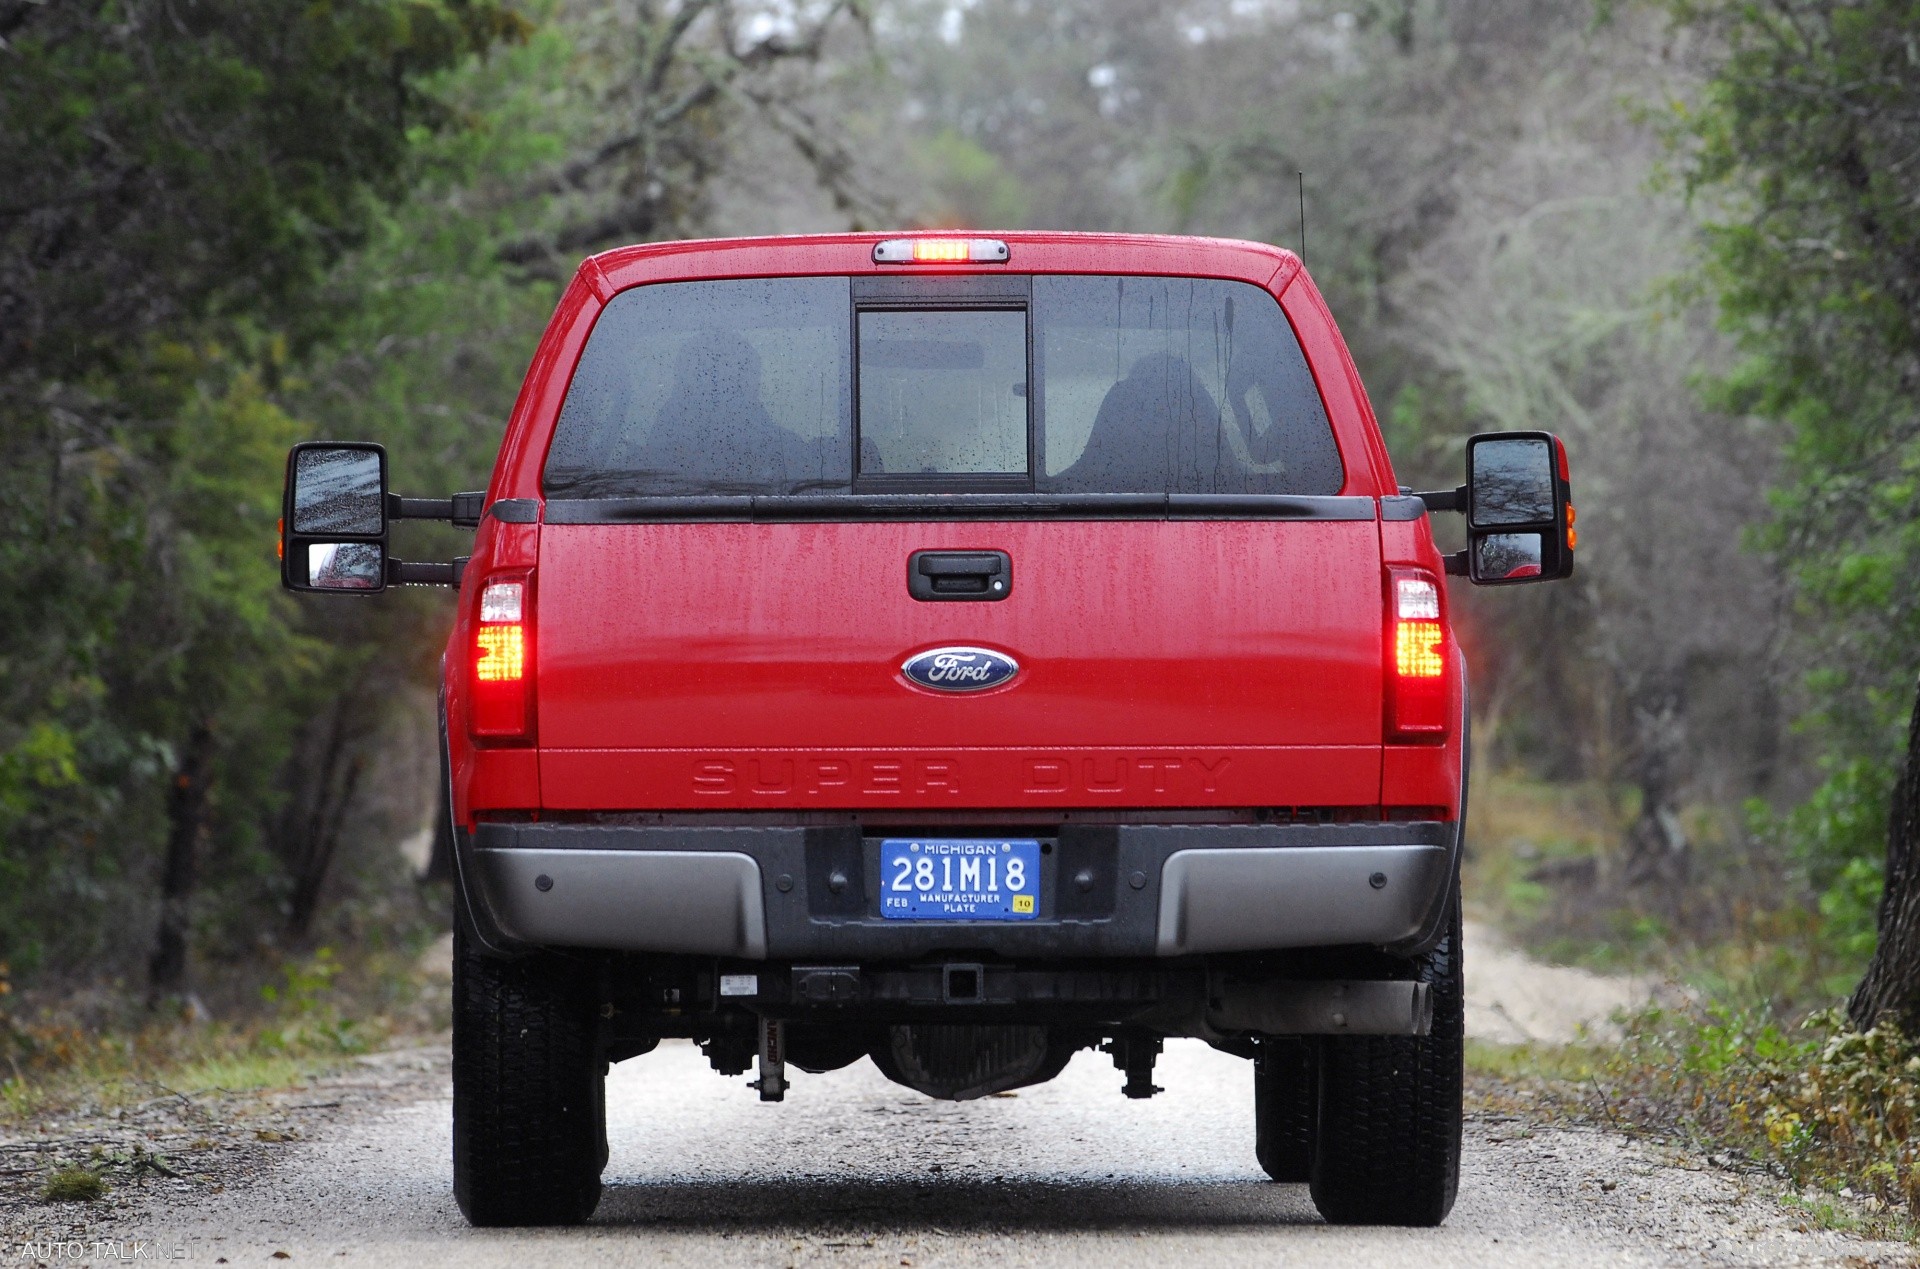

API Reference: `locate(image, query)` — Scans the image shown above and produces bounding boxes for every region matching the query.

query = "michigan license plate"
[878,838,1041,921]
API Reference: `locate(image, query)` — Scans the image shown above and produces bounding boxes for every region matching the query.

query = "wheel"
[1308,895,1464,1226]
[1254,1037,1315,1182]
[451,919,605,1226]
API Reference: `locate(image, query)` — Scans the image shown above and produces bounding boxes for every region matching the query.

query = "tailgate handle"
[908,550,1012,602]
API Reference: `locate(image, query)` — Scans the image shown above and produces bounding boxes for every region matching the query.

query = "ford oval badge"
[901,646,1019,693]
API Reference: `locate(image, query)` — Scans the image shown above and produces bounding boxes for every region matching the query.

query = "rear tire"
[451,920,605,1227]
[1254,1037,1315,1182]
[1307,896,1464,1226]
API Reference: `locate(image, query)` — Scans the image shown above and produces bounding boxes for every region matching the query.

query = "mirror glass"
[292,448,383,534]
[1470,437,1554,526]
[1475,532,1545,581]
[307,542,385,590]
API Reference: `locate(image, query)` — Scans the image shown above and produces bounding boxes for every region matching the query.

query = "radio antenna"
[1298,171,1307,264]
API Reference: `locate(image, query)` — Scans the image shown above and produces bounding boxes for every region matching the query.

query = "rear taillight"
[471,575,532,739]
[1388,569,1448,739]
[475,625,524,681]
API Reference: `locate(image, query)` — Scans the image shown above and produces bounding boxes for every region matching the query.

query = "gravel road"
[3,926,1908,1268]
[1462,919,1662,1045]
[8,1033,1910,1268]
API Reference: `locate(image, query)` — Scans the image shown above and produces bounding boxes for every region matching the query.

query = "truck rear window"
[1034,276,1340,494]
[858,308,1029,477]
[543,277,854,498]
[543,274,1341,498]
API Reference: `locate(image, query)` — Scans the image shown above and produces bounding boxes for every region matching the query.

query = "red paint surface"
[533,520,1385,808]
[444,232,1470,825]
[541,747,1381,812]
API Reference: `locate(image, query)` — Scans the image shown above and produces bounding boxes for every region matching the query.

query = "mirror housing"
[1416,431,1575,585]
[281,442,390,593]
[280,442,482,592]
[1464,432,1573,584]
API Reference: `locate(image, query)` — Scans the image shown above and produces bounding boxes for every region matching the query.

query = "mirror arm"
[1442,550,1469,577]
[1414,485,1467,513]
[388,491,486,529]
[387,557,469,588]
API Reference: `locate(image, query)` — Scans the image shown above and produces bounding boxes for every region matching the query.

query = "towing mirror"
[280,442,483,592]
[1416,430,1575,584]
[282,442,390,593]
[1463,432,1572,584]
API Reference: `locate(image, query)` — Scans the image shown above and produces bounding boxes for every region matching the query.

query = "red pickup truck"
[280,232,1573,1230]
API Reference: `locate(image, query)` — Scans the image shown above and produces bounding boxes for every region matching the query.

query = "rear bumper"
[461,821,1458,961]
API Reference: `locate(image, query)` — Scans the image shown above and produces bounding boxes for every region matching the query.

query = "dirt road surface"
[3,929,1909,1268]
[1462,919,1661,1044]
[9,1043,1912,1267]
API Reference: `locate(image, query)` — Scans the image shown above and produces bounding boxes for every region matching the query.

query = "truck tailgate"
[535,518,1383,809]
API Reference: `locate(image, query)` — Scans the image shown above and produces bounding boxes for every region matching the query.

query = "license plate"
[878,838,1041,921]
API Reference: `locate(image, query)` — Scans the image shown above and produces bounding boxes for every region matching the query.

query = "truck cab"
[280,232,1574,1229]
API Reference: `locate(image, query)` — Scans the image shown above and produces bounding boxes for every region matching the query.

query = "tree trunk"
[148,720,215,1005]
[285,700,362,940]
[1848,672,1920,1034]
[1622,676,1690,887]
[287,754,362,939]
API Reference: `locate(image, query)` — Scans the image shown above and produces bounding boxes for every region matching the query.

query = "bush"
[1606,1005,1920,1224]
[41,1165,106,1203]
[258,948,373,1056]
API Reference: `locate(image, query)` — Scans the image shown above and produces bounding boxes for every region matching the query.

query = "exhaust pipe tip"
[1208,978,1436,1036]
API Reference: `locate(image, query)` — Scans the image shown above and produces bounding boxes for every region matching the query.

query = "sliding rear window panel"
[856,272,1036,489]
[850,274,1036,493]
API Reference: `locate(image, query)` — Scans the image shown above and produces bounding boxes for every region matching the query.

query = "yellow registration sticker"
[1012,894,1035,914]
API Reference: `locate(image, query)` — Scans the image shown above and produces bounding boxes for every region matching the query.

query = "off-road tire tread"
[1254,1038,1314,1182]
[451,921,604,1226]
[1307,897,1464,1226]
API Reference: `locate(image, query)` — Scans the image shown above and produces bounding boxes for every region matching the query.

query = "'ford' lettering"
[901,646,1019,693]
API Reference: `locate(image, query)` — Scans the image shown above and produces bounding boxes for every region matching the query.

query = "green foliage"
[1744,759,1890,963]
[0,0,528,383]
[1819,857,1885,965]
[1667,0,1920,770]
[1464,1037,1601,1084]
[0,929,446,1128]
[1608,1005,1920,1225]
[1652,3,1920,1037]
[911,129,1031,229]
[0,723,82,818]
[289,14,574,494]
[259,948,369,1055]
[0,0,527,984]
[40,1165,107,1204]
